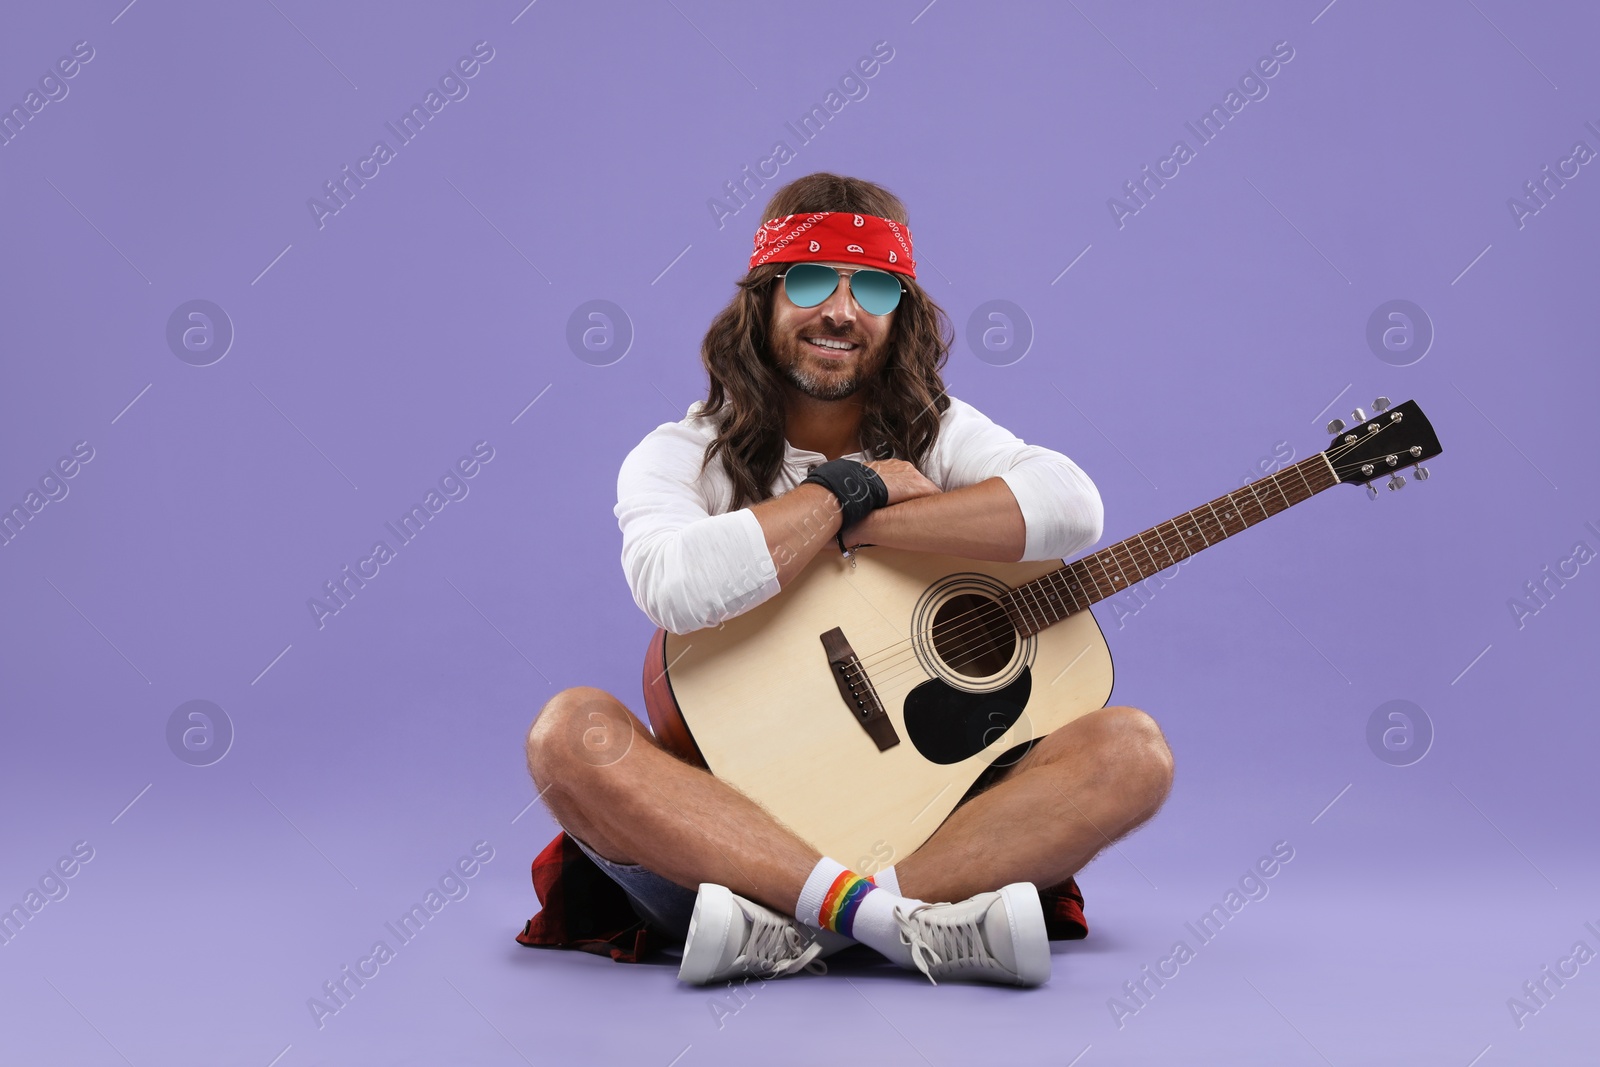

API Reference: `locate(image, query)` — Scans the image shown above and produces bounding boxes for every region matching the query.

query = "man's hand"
[844,474,1028,562]
[863,458,942,506]
[749,461,943,590]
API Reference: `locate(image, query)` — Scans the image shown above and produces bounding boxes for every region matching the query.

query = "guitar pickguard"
[902,668,1033,765]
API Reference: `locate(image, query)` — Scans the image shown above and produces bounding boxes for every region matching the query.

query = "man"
[524,173,1173,988]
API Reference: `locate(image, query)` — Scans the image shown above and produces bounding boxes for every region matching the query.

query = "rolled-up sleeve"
[614,425,781,634]
[935,397,1105,561]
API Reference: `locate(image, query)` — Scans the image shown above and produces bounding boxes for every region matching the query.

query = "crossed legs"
[524,685,1173,913]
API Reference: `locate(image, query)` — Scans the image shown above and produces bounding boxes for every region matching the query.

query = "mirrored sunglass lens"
[784,263,838,308]
[851,269,901,315]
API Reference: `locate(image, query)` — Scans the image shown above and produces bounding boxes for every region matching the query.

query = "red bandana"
[749,212,916,278]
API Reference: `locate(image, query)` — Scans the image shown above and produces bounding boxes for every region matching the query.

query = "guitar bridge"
[820,626,900,751]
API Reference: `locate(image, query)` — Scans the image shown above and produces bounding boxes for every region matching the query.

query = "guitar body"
[642,545,1114,871]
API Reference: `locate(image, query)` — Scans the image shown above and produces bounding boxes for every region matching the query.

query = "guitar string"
[856,480,1298,678]
[843,426,1414,683]
[851,444,1342,674]
[848,448,1401,695]
[850,446,1391,693]
[850,440,1400,687]
[849,418,1410,669]
[854,505,1249,688]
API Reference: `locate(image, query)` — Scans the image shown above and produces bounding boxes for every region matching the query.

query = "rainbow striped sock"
[818,870,878,936]
[795,857,879,937]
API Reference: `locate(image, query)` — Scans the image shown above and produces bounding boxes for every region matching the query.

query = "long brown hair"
[696,173,953,510]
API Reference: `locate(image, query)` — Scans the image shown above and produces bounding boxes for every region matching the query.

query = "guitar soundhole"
[931,593,1016,678]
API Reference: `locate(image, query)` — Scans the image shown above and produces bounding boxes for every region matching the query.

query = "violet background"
[2,1,1596,1064]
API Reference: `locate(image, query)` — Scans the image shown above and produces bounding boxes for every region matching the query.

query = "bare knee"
[1091,705,1175,810]
[523,687,651,864]
[525,686,647,787]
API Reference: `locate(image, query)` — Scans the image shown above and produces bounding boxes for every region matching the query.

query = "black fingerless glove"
[801,458,889,556]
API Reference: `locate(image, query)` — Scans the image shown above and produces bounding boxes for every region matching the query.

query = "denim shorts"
[568,830,698,943]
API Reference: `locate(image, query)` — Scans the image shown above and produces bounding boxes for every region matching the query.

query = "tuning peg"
[1415,465,1430,481]
[1351,407,1369,423]
[1373,396,1391,412]
[1367,483,1378,500]
[1326,417,1346,434]
[1387,473,1406,491]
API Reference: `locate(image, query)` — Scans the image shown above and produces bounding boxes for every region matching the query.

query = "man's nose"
[818,275,856,323]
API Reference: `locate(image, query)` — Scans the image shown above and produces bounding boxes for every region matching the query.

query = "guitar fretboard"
[1001,452,1339,637]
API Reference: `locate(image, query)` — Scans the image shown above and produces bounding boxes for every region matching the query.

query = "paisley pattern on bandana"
[749,211,916,278]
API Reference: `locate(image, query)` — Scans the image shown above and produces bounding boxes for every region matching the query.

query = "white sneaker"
[677,883,854,985]
[892,882,1051,987]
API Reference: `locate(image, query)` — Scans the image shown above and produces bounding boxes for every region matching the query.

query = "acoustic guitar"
[641,397,1442,872]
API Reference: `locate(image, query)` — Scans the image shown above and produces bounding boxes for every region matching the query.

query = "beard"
[770,326,885,401]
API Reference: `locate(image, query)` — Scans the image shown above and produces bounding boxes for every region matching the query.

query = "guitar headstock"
[1323,398,1442,494]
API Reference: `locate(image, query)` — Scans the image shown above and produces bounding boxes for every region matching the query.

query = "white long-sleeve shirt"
[614,394,1105,635]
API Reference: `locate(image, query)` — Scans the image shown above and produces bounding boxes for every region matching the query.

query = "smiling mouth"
[804,337,857,358]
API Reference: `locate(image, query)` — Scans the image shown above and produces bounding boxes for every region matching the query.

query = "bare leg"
[525,686,820,917]
[527,690,1172,917]
[892,706,1174,904]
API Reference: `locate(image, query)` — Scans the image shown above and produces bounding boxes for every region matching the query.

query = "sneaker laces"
[733,907,828,979]
[894,900,1004,986]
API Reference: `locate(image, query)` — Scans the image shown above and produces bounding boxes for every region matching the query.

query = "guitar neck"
[1002,452,1339,637]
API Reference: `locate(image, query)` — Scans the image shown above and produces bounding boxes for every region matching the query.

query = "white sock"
[794,857,926,966]
[874,864,901,896]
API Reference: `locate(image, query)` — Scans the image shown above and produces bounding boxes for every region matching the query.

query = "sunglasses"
[775,263,905,317]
